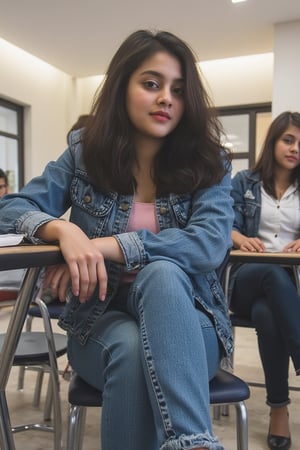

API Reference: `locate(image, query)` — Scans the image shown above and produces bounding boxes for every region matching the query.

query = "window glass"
[218,103,271,171]
[0,106,18,134]
[0,99,23,192]
[220,114,249,154]
[0,136,19,193]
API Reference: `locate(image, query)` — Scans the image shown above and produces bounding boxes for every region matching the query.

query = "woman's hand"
[36,220,108,303]
[58,226,108,302]
[232,230,265,252]
[283,239,300,253]
[238,237,266,252]
[43,264,71,302]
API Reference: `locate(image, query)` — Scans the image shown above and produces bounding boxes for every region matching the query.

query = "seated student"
[0,168,24,296]
[230,111,300,450]
[0,169,8,199]
[0,30,234,450]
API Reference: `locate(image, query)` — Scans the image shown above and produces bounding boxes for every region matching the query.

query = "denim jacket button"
[83,195,92,204]
[120,203,130,211]
[159,207,168,215]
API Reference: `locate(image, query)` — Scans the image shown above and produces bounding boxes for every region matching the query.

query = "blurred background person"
[0,169,8,198]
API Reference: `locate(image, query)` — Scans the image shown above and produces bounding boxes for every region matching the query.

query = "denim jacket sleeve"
[231,171,248,233]
[231,170,261,238]
[115,170,234,276]
[0,146,76,241]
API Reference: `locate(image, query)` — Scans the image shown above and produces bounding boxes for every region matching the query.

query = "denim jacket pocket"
[170,194,192,228]
[70,176,115,217]
[69,175,117,237]
[242,201,258,218]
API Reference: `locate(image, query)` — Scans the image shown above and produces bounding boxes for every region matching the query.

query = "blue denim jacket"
[231,169,262,237]
[0,130,234,357]
[228,169,262,299]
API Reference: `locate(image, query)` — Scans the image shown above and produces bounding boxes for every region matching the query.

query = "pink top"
[121,201,159,283]
[127,201,159,234]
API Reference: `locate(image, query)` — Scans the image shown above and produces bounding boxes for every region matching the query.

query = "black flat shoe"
[267,432,291,450]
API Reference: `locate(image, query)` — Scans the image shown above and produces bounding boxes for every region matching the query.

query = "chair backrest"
[0,269,25,307]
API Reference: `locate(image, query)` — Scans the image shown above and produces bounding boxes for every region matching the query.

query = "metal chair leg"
[17,315,35,391]
[36,298,63,450]
[32,369,45,407]
[235,401,248,450]
[213,405,221,420]
[17,366,25,391]
[43,375,53,421]
[221,404,230,416]
[67,405,87,450]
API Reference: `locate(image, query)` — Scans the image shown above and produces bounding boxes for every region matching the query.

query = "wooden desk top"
[229,249,300,265]
[0,244,63,271]
[1,245,300,271]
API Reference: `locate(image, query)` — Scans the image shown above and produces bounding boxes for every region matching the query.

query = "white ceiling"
[0,0,300,77]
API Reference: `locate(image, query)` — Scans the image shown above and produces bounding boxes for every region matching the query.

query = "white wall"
[272,20,300,117]
[200,53,273,107]
[0,37,274,183]
[75,75,105,115]
[0,38,73,182]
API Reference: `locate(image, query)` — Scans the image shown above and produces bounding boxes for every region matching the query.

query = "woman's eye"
[282,138,293,145]
[172,86,184,96]
[143,80,159,89]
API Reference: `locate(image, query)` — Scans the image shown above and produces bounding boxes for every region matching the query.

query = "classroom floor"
[0,305,299,450]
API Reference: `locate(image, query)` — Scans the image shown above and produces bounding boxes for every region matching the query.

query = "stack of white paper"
[0,234,25,247]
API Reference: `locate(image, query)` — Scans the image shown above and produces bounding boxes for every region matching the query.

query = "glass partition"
[218,103,272,176]
[0,99,23,192]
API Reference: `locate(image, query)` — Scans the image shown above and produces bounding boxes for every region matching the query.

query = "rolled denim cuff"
[266,398,291,408]
[16,211,61,244]
[114,231,146,271]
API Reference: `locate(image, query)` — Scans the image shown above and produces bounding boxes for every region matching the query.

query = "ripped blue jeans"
[67,261,224,450]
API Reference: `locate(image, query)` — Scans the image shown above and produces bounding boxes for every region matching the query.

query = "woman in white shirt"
[230,111,300,450]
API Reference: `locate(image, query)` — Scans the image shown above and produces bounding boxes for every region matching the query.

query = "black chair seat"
[209,369,250,404]
[69,368,249,408]
[69,373,103,407]
[0,331,67,365]
[28,299,64,320]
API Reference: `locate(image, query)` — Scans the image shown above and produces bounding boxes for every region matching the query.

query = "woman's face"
[0,177,8,198]
[274,124,300,172]
[126,51,185,146]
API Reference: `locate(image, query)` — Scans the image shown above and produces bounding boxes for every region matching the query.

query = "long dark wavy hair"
[83,29,230,194]
[252,111,300,197]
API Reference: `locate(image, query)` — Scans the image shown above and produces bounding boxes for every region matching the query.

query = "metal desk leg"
[0,267,42,450]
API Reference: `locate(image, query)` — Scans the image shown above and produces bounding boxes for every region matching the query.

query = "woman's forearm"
[35,219,80,242]
[36,220,125,264]
[92,236,125,264]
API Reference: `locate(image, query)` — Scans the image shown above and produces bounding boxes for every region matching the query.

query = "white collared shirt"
[259,183,300,252]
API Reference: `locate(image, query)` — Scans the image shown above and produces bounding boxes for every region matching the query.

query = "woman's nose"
[157,89,172,107]
[291,141,300,153]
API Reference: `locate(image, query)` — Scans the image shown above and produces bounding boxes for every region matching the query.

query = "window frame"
[0,98,24,191]
[218,102,271,169]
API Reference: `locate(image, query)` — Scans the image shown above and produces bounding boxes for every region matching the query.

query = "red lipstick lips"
[150,111,171,120]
